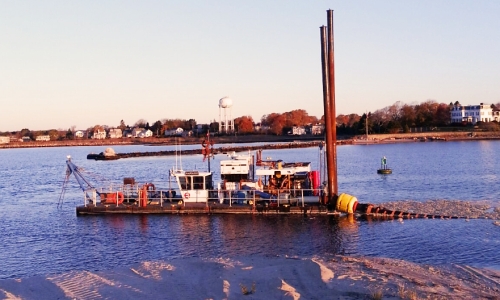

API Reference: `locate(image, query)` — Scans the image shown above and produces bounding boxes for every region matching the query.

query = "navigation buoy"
[377,156,392,174]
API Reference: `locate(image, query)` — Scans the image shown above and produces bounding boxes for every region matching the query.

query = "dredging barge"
[66,147,455,219]
[66,147,360,216]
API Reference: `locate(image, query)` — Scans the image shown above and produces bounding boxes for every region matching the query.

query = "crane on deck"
[59,156,124,208]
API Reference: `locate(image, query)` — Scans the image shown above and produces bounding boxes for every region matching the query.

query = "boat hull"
[76,203,328,215]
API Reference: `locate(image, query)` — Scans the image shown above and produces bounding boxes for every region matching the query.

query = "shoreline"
[4,131,500,150]
[1,255,499,299]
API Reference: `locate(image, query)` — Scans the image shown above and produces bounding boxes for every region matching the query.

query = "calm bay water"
[0,141,499,279]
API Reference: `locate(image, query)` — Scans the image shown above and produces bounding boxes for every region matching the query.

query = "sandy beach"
[1,200,500,299]
[1,255,499,299]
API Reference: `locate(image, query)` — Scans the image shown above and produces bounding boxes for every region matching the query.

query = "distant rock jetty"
[86,141,352,160]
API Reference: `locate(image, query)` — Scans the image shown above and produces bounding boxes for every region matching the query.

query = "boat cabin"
[220,152,255,190]
[170,170,214,203]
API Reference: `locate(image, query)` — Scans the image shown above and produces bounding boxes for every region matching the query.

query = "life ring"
[117,192,124,205]
[144,183,155,192]
[184,192,190,199]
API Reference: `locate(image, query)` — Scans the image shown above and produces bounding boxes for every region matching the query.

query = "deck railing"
[83,184,324,208]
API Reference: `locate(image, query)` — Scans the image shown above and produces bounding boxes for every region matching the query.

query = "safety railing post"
[253,190,256,208]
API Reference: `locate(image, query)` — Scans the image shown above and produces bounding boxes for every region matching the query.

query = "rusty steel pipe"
[320,10,338,208]
[320,25,335,206]
[327,10,338,200]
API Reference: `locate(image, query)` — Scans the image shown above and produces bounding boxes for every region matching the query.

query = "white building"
[493,109,500,122]
[137,129,153,138]
[290,126,306,135]
[75,131,85,138]
[36,135,50,141]
[450,103,493,124]
[108,128,123,139]
[0,136,10,144]
[165,128,184,136]
[131,127,144,138]
[311,124,324,135]
[92,129,107,139]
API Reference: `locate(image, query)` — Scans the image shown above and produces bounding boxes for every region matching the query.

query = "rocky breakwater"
[86,140,352,160]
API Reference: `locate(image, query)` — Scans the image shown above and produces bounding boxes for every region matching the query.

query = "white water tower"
[218,96,234,133]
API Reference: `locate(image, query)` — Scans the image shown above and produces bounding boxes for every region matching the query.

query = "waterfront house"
[131,127,144,138]
[35,135,51,142]
[122,129,133,138]
[450,103,493,124]
[0,136,10,144]
[290,126,306,135]
[165,128,184,136]
[254,123,270,133]
[311,124,324,135]
[75,131,85,138]
[493,107,500,122]
[22,136,31,142]
[108,128,123,139]
[92,129,106,139]
[137,129,153,138]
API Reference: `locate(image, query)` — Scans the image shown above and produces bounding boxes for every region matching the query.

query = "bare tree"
[134,119,147,128]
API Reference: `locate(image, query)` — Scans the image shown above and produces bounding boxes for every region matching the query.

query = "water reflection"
[2,142,500,278]
[139,215,149,233]
[109,215,126,231]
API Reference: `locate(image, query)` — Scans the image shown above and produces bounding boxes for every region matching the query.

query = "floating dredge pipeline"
[334,193,465,220]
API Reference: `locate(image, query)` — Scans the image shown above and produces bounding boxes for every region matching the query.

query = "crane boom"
[65,156,100,195]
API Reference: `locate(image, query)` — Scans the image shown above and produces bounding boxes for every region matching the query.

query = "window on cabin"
[179,176,191,190]
[193,176,204,190]
[205,174,213,190]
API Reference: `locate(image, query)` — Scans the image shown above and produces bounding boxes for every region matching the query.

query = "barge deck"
[76,203,328,215]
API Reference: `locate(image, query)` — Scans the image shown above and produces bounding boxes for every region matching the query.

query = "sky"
[1,1,499,132]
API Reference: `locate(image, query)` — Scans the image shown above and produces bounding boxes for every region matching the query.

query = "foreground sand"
[2,200,499,299]
[1,255,499,299]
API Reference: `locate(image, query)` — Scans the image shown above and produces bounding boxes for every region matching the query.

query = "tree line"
[2,100,500,140]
